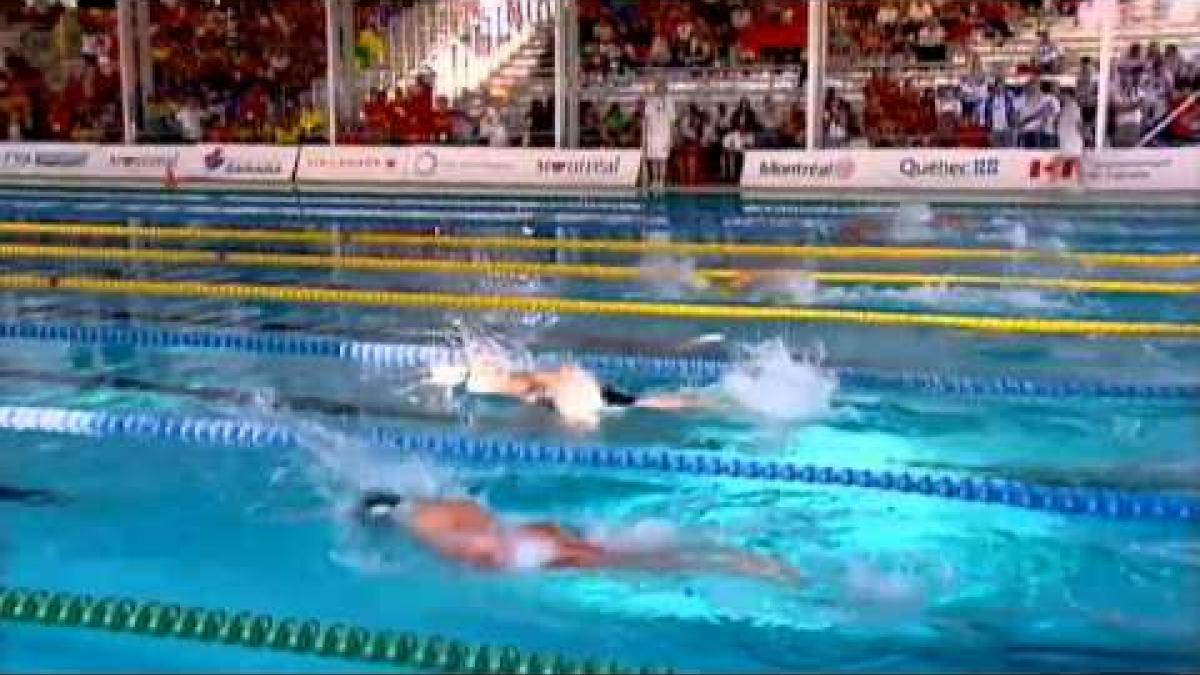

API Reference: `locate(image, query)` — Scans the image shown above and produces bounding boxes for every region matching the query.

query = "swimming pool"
[1,188,1198,673]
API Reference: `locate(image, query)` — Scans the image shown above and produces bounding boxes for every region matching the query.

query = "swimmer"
[355,491,801,583]
[0,485,63,506]
[447,358,717,430]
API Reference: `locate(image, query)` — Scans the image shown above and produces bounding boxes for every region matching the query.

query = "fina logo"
[414,150,438,176]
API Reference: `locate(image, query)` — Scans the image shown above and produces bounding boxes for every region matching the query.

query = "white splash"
[720,339,838,424]
[588,518,681,555]
[638,255,710,297]
[888,203,938,242]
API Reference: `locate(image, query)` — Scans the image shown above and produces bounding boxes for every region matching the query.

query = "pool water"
[1,189,1198,673]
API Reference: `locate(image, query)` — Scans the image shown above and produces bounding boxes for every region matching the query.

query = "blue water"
[0,189,1198,672]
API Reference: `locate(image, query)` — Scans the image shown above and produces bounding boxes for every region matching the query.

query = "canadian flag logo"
[1029,157,1079,183]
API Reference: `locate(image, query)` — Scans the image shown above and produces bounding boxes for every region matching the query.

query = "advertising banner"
[1082,148,1200,192]
[297,146,641,188]
[741,149,1078,191]
[173,144,300,182]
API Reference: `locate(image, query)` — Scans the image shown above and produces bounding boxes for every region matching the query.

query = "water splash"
[888,203,938,243]
[720,339,838,424]
[638,255,710,298]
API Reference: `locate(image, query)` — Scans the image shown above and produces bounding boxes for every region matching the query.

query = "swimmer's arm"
[633,392,721,412]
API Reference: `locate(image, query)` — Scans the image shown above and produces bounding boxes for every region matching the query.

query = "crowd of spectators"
[847,37,1198,149]
[827,0,1083,67]
[1,2,122,142]
[578,0,809,83]
[143,0,328,144]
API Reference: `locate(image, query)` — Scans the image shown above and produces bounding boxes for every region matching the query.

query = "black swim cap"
[356,490,408,522]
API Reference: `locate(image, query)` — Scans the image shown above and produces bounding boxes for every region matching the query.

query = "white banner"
[92,145,186,179]
[742,149,1078,191]
[1082,148,1200,192]
[173,144,299,182]
[297,146,641,188]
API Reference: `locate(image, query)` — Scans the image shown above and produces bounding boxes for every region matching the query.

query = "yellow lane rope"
[2,221,1197,269]
[1,244,1196,296]
[1,273,1197,338]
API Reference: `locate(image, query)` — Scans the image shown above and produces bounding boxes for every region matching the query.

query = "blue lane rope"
[0,405,1195,523]
[2,321,1197,401]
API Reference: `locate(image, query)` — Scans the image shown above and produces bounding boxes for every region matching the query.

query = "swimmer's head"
[355,490,411,524]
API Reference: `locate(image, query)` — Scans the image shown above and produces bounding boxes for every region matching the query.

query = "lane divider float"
[0,406,1194,522]
[2,274,1198,338]
[2,321,1197,400]
[1,244,1195,295]
[2,222,1197,269]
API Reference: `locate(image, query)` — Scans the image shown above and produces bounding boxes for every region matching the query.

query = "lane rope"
[2,274,1198,338]
[0,586,662,674]
[3,321,1197,400]
[2,243,1196,295]
[2,221,1197,269]
[0,406,1195,522]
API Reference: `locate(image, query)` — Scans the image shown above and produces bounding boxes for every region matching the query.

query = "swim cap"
[356,490,409,523]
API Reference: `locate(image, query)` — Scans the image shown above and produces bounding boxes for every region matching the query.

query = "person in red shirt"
[430,95,454,144]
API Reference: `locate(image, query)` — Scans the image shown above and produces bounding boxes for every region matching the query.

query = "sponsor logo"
[307,156,398,170]
[203,147,283,175]
[1085,156,1173,182]
[1,149,89,170]
[108,152,178,170]
[1028,157,1078,181]
[414,150,438,176]
[536,156,623,176]
[756,157,855,180]
[204,147,226,171]
[899,157,1000,179]
[0,151,32,168]
[37,151,90,168]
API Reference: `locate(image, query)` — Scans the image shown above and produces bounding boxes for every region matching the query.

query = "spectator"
[824,92,852,148]
[1016,79,1052,147]
[176,96,205,142]
[1111,72,1145,147]
[981,79,1017,148]
[721,117,751,183]
[1039,80,1062,148]
[1077,56,1099,139]
[1057,87,1084,155]
[961,53,990,121]
[1142,57,1175,125]
[480,104,509,147]
[914,19,947,63]
[643,78,675,190]
[1035,30,1064,74]
[758,96,783,148]
[600,102,630,147]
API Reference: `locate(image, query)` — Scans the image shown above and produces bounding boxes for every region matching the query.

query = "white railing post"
[326,0,339,145]
[117,0,137,143]
[1095,0,1115,149]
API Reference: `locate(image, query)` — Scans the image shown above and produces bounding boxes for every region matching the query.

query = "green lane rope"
[0,586,669,674]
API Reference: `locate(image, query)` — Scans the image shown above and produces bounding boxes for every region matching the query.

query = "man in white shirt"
[643,78,675,190]
[1039,81,1063,148]
[981,81,1016,148]
[1017,80,1055,147]
[1111,74,1144,147]
[1035,31,1064,74]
